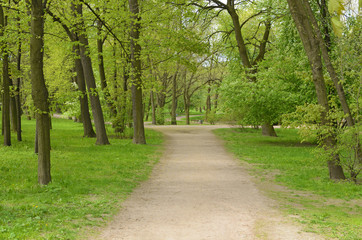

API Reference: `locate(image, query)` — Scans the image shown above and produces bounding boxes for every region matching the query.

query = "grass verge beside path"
[0,118,163,240]
[214,128,361,240]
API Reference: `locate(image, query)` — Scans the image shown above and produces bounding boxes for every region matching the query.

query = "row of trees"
[1,0,360,183]
[0,0,223,184]
[206,0,360,181]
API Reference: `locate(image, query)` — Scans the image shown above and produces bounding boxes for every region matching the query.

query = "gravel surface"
[90,125,323,240]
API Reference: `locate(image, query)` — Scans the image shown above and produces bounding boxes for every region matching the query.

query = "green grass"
[0,117,163,239]
[214,128,361,240]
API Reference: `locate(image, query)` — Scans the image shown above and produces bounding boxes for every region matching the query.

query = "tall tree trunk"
[171,72,178,125]
[16,37,22,141]
[31,0,51,185]
[129,0,146,144]
[151,90,156,125]
[184,93,190,125]
[1,6,11,146]
[97,21,117,118]
[77,4,109,145]
[10,80,18,132]
[214,92,219,109]
[303,2,354,127]
[287,0,345,180]
[206,86,211,113]
[73,44,96,138]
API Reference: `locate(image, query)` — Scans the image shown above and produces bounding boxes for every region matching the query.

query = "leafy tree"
[31,0,51,185]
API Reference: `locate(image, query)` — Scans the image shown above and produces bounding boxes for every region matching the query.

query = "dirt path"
[91,125,322,240]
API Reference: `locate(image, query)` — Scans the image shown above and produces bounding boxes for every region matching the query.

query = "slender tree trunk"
[151,90,156,125]
[77,4,109,145]
[214,92,219,109]
[10,80,18,132]
[97,21,117,118]
[73,44,96,138]
[16,38,22,141]
[1,6,11,146]
[31,0,51,185]
[206,86,211,112]
[129,0,146,144]
[171,72,178,125]
[287,0,345,180]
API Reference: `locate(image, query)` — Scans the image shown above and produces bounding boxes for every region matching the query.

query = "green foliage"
[0,117,163,239]
[205,109,219,125]
[155,107,165,125]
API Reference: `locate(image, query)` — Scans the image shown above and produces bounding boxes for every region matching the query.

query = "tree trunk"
[1,6,11,146]
[206,86,211,113]
[287,0,345,180]
[151,90,156,125]
[16,38,22,141]
[227,6,252,69]
[31,0,51,185]
[10,80,18,132]
[77,5,109,145]
[97,21,117,118]
[171,72,178,125]
[303,2,354,127]
[262,123,277,137]
[73,44,96,138]
[129,0,146,144]
[184,94,190,125]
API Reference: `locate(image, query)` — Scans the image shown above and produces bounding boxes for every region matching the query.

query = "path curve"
[90,125,322,240]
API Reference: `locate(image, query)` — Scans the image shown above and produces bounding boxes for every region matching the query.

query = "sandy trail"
[91,125,322,240]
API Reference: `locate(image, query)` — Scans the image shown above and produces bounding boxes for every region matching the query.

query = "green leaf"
[331,16,343,37]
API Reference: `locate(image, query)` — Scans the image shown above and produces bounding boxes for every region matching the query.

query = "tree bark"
[77,4,109,145]
[10,80,18,133]
[129,0,146,144]
[97,21,117,118]
[1,6,11,146]
[16,38,22,141]
[73,44,96,138]
[303,2,354,127]
[151,90,156,125]
[287,0,345,180]
[31,0,51,185]
[171,72,178,125]
[262,123,277,137]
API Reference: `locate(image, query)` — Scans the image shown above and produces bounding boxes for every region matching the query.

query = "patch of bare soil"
[89,125,323,240]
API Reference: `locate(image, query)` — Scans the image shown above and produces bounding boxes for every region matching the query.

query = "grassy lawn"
[214,128,361,240]
[0,117,163,239]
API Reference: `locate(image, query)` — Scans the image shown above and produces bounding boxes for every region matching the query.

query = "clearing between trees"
[90,125,322,240]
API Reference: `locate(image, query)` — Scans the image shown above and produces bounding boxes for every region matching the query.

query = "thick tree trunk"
[227,7,252,69]
[171,72,178,125]
[1,6,11,146]
[287,0,345,180]
[262,123,277,137]
[77,5,109,145]
[73,44,96,138]
[31,0,51,185]
[129,0,146,144]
